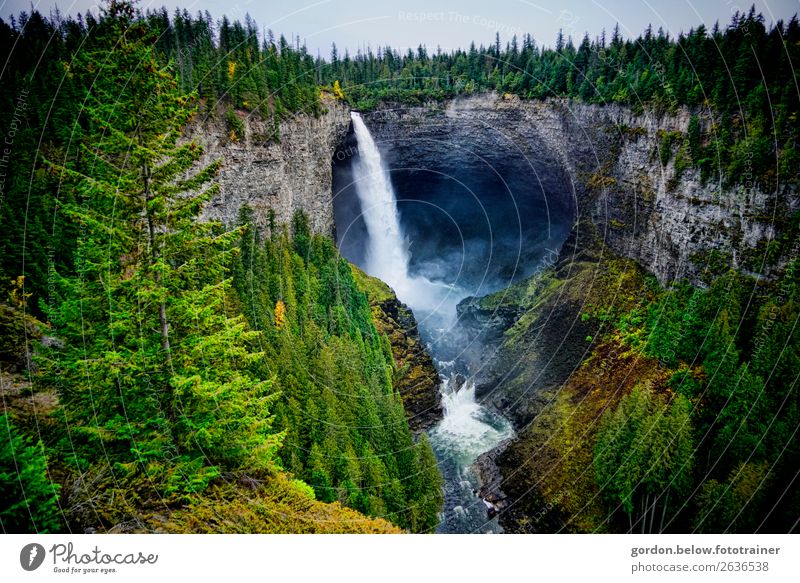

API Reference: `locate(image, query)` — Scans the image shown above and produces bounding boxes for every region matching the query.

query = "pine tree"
[594,383,693,532]
[0,415,62,532]
[39,1,282,497]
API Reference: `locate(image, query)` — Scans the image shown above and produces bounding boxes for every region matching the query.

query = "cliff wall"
[362,93,796,284]
[185,97,351,235]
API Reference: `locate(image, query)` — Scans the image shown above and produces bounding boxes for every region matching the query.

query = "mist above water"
[349,112,468,319]
[432,378,514,468]
[336,112,572,306]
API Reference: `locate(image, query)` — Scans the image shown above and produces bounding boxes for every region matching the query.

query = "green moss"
[587,172,618,190]
[657,129,684,166]
[616,124,647,139]
[477,269,556,313]
[350,264,395,303]
[640,186,656,203]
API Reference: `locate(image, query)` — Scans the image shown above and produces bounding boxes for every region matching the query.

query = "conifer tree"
[40,0,282,497]
[0,415,62,532]
[594,384,693,532]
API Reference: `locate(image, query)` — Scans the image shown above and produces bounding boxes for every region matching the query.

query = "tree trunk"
[641,494,648,533]
[659,489,670,533]
[649,494,657,534]
[140,133,172,369]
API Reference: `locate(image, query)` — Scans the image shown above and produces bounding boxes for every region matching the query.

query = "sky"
[1,0,798,57]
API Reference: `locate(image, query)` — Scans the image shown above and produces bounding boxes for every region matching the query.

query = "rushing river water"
[348,112,515,533]
[428,367,514,533]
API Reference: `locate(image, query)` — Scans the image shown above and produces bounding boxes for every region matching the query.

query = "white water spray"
[431,376,514,469]
[350,113,410,286]
[350,112,463,316]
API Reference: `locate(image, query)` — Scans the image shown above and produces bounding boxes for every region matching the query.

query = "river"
[349,112,514,533]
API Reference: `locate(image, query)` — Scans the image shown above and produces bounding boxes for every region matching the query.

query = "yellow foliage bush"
[332,80,344,100]
[274,299,286,329]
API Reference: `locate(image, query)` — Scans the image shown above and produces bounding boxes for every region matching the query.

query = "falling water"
[430,373,514,533]
[349,111,514,533]
[350,112,411,290]
[350,112,458,315]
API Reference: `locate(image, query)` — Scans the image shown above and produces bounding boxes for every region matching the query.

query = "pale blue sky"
[2,0,797,56]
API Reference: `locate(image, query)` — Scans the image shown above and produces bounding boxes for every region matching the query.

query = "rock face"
[409,94,797,422]
[374,296,443,432]
[456,225,609,427]
[499,97,795,284]
[361,93,797,285]
[341,92,798,430]
[185,97,351,236]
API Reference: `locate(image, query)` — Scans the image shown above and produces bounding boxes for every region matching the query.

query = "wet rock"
[374,295,443,432]
[473,438,513,513]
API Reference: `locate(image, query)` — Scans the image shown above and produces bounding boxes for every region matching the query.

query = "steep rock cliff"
[362,93,796,285]
[185,97,351,235]
[358,94,797,532]
[489,96,794,284]
[361,92,797,420]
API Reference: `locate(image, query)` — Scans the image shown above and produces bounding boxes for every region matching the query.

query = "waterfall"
[350,112,412,291]
[431,376,514,469]
[349,112,461,315]
[349,111,514,533]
